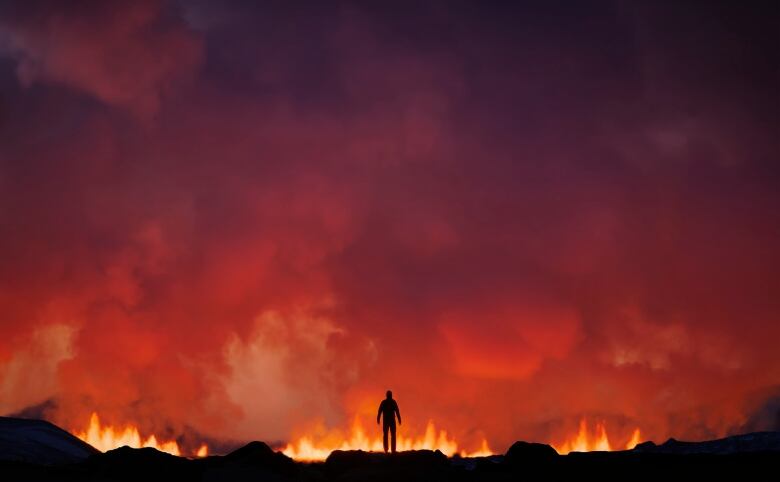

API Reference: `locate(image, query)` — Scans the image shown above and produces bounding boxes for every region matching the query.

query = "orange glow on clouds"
[75,413,208,458]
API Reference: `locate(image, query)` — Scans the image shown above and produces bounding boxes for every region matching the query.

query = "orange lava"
[74,412,208,458]
[553,418,642,455]
[282,417,493,461]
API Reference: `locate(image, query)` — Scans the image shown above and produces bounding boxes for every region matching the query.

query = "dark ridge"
[90,445,184,464]
[632,431,780,454]
[1,417,778,481]
[0,416,99,465]
[325,449,450,481]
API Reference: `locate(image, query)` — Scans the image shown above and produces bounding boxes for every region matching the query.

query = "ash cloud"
[0,0,778,452]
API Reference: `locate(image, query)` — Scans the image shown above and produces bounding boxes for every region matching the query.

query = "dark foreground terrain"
[1,417,778,481]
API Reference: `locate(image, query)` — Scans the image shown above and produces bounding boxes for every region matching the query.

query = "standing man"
[376,390,402,453]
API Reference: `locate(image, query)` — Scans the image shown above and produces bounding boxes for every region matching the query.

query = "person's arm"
[377,401,383,424]
[395,401,401,425]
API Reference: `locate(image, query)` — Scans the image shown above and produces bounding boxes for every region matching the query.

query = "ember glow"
[282,418,492,461]
[553,419,642,455]
[0,0,778,459]
[75,413,208,458]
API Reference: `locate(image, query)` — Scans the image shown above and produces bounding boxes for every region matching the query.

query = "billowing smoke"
[0,0,778,453]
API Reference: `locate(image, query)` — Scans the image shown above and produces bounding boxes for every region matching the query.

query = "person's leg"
[390,423,397,453]
[383,423,389,453]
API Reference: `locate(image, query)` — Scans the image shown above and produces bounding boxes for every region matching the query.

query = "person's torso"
[381,399,397,420]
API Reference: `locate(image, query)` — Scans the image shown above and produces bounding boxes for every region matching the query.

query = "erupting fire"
[282,418,493,461]
[553,419,642,455]
[74,413,208,458]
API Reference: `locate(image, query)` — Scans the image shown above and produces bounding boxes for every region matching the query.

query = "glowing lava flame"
[553,419,642,455]
[74,412,208,458]
[282,418,493,461]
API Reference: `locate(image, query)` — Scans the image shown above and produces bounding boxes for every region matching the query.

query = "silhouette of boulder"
[503,441,559,466]
[0,416,99,465]
[223,440,295,470]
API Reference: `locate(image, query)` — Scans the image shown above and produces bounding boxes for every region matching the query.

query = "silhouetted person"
[377,390,402,453]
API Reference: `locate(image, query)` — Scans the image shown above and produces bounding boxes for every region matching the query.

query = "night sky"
[0,0,778,453]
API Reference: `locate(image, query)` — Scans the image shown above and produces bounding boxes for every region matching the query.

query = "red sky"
[0,0,778,453]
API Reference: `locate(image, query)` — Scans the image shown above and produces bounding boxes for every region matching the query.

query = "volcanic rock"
[83,446,192,480]
[503,441,559,466]
[2,417,779,481]
[0,416,99,465]
[223,440,296,470]
[632,431,780,455]
[325,449,450,481]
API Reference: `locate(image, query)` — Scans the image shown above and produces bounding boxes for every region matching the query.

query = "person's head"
[386,390,393,399]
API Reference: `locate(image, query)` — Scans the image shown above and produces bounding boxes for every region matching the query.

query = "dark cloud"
[0,0,202,117]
